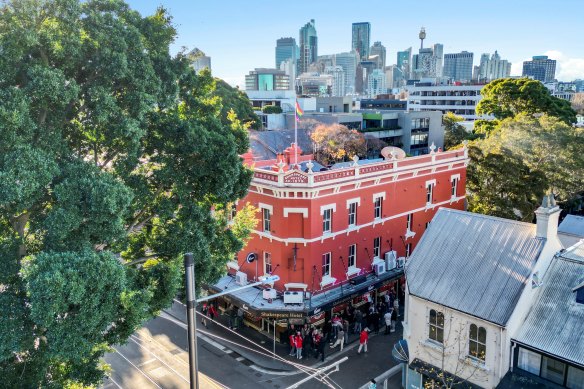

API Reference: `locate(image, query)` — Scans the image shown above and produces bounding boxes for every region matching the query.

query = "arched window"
[469,324,487,361]
[428,309,444,343]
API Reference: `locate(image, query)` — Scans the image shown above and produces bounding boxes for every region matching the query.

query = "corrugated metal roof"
[513,243,584,366]
[558,215,584,237]
[406,208,545,326]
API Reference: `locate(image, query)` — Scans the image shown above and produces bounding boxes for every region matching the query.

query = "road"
[101,313,343,389]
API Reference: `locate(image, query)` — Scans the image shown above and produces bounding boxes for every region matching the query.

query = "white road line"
[114,349,162,389]
[128,336,190,384]
[133,331,190,368]
[159,312,227,352]
[107,376,123,389]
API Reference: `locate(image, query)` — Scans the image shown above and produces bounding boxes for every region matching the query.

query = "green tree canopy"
[0,0,252,386]
[476,78,577,132]
[442,112,470,150]
[467,115,584,220]
[262,105,283,114]
[213,78,261,129]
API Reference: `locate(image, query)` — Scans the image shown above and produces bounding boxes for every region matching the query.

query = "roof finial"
[541,194,550,208]
[549,192,557,207]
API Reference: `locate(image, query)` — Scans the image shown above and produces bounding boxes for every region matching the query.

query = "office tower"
[368,69,386,97]
[352,22,371,60]
[397,47,412,80]
[320,51,359,94]
[443,51,474,82]
[275,37,298,69]
[369,41,386,69]
[299,19,318,75]
[522,55,556,83]
[324,66,346,96]
[245,68,290,91]
[187,48,211,74]
[279,59,296,90]
[411,29,442,79]
[297,72,333,96]
[478,51,511,82]
[433,43,444,77]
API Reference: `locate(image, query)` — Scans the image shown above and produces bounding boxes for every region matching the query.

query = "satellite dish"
[381,146,406,160]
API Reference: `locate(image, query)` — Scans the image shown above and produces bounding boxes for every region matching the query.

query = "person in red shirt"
[358,328,369,354]
[289,333,296,356]
[295,332,303,359]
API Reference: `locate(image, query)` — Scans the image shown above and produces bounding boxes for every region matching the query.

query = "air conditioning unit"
[263,288,277,300]
[384,250,397,270]
[235,271,248,286]
[283,291,303,304]
[372,258,386,275]
[396,257,406,269]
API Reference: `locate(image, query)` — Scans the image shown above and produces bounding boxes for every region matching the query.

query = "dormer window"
[574,282,584,304]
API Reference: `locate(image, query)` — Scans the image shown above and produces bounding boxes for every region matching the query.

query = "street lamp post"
[184,253,199,389]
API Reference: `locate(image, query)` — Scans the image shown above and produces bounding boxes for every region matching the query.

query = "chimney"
[535,194,561,239]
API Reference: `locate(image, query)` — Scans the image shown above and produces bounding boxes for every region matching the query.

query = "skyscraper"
[369,41,386,69]
[432,43,444,77]
[522,55,556,83]
[299,20,318,75]
[352,22,371,60]
[187,48,211,74]
[275,37,298,69]
[324,66,346,96]
[411,29,443,79]
[368,69,386,97]
[397,48,412,80]
[478,51,511,82]
[443,51,474,82]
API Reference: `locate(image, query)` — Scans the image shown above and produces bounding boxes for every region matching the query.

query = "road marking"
[128,336,190,384]
[159,312,227,352]
[138,358,156,367]
[114,349,162,389]
[236,357,245,362]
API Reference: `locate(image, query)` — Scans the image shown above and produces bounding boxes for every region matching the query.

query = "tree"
[262,105,283,114]
[443,112,470,150]
[213,77,261,129]
[572,93,584,115]
[476,78,577,133]
[310,124,367,165]
[0,1,251,387]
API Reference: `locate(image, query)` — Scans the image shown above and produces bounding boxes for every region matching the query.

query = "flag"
[295,100,304,122]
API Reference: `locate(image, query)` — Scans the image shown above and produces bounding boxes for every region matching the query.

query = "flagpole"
[294,99,298,168]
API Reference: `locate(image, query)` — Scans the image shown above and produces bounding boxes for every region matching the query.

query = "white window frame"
[348,202,357,227]
[468,323,487,362]
[406,213,413,231]
[348,244,356,268]
[374,197,382,219]
[373,237,381,258]
[322,252,331,277]
[428,308,444,344]
[322,208,332,233]
[262,208,271,232]
[263,252,272,275]
[451,174,460,198]
[426,179,436,205]
[406,243,412,257]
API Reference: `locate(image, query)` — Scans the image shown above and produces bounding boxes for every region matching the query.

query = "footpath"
[164,301,403,387]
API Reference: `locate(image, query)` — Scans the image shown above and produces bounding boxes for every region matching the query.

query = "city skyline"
[107,1,584,86]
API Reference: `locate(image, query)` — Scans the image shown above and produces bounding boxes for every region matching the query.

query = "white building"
[403,196,563,389]
[407,80,487,120]
[324,65,346,96]
[367,69,386,98]
[296,72,333,97]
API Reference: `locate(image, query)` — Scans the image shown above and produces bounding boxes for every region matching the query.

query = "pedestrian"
[289,332,296,356]
[391,306,398,333]
[208,303,217,322]
[354,309,363,334]
[236,306,244,329]
[295,332,303,359]
[227,304,236,329]
[330,326,345,351]
[303,330,312,359]
[371,310,380,334]
[317,333,326,362]
[384,309,392,335]
[343,320,349,344]
[357,328,369,354]
[312,330,321,358]
[201,303,208,328]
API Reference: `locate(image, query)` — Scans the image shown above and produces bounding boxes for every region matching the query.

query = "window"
[348,244,356,268]
[425,221,431,230]
[542,356,566,385]
[567,366,584,389]
[263,252,272,275]
[323,208,332,233]
[262,208,271,232]
[451,177,459,197]
[518,348,541,375]
[348,202,357,226]
[373,237,381,258]
[406,213,413,230]
[428,309,444,344]
[374,197,382,219]
[322,252,331,277]
[426,183,433,204]
[468,324,486,361]
[406,243,412,257]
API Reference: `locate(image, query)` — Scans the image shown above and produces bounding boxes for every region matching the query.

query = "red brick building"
[210,145,468,338]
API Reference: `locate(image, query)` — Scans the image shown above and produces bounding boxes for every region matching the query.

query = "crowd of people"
[286,291,400,360]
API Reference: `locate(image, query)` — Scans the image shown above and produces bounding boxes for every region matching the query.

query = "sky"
[127,0,584,87]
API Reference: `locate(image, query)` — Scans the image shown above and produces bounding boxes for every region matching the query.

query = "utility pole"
[184,253,199,389]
